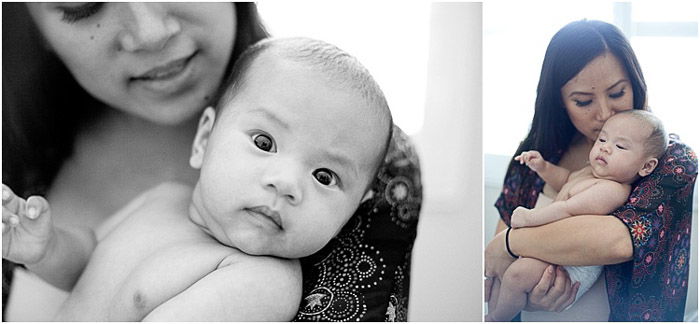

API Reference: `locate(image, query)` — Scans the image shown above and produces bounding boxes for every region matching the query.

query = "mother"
[2,3,421,321]
[485,20,696,321]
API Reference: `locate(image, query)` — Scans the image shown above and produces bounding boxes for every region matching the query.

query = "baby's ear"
[190,107,217,169]
[638,157,659,177]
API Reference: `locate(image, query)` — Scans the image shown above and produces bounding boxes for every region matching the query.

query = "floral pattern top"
[495,137,697,321]
[294,125,422,322]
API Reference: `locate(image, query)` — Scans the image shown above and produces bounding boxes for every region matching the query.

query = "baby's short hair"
[215,37,393,183]
[617,110,668,159]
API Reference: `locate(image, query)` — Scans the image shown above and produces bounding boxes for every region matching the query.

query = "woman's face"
[27,3,236,125]
[561,52,634,142]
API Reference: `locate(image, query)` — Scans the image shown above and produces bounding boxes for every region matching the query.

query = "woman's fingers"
[559,281,580,311]
[531,265,555,298]
[550,266,574,312]
[543,266,568,310]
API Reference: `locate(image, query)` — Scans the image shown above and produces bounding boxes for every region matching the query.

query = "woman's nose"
[596,99,614,122]
[262,166,304,206]
[118,3,181,52]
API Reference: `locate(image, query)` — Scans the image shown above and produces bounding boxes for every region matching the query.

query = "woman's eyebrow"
[606,79,628,91]
[567,79,628,97]
[568,91,593,97]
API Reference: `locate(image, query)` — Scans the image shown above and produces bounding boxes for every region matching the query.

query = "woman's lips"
[130,51,198,94]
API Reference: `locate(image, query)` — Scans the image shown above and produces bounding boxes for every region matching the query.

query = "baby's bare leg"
[486,257,550,322]
[486,277,501,317]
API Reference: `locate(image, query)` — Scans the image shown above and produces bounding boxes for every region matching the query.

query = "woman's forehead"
[564,54,628,91]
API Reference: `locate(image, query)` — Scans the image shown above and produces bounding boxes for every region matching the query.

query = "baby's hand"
[514,150,546,173]
[510,206,534,228]
[2,184,54,265]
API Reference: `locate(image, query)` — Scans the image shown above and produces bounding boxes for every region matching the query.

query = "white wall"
[408,2,482,321]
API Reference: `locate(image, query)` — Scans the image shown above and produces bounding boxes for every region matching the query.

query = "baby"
[1,37,393,321]
[486,109,667,321]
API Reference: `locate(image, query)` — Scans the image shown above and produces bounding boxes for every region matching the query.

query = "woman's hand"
[484,229,516,302]
[523,265,580,312]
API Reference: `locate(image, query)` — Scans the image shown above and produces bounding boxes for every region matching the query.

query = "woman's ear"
[190,107,217,169]
[638,157,659,177]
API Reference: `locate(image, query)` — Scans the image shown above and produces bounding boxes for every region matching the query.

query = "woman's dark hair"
[1,3,269,197]
[1,3,268,313]
[509,19,648,176]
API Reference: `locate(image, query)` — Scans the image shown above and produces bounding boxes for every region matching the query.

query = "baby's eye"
[312,168,338,187]
[616,144,627,150]
[598,138,606,143]
[252,133,276,152]
[609,89,625,99]
[575,99,592,107]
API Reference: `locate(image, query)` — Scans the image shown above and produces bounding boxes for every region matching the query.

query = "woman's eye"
[252,133,276,152]
[574,99,592,107]
[609,89,625,99]
[312,169,338,187]
[59,3,104,23]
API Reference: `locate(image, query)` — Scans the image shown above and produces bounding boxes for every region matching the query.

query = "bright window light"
[257,0,431,135]
[484,1,699,156]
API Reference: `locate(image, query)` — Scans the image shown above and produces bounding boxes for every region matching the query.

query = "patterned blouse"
[495,137,697,321]
[294,125,422,321]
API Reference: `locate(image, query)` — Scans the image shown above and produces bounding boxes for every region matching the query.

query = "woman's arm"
[509,215,633,265]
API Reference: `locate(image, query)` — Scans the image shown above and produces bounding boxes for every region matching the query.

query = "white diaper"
[562,265,603,308]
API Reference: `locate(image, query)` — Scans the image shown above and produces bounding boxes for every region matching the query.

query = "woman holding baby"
[484,20,697,321]
[2,3,421,321]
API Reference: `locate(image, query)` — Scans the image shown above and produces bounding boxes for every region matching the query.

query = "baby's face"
[588,113,655,184]
[189,54,386,258]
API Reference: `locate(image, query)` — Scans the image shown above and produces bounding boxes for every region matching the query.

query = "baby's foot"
[510,206,532,228]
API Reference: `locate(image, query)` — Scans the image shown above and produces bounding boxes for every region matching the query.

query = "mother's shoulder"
[665,136,697,171]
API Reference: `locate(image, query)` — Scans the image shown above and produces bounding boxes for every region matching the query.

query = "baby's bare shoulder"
[217,252,301,281]
[132,182,193,213]
[143,182,193,201]
[159,254,302,321]
[594,178,631,193]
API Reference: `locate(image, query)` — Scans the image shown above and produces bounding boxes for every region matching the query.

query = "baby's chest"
[63,216,236,320]
[558,176,599,201]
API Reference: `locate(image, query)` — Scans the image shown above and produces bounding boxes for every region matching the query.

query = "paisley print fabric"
[294,125,422,321]
[495,137,696,321]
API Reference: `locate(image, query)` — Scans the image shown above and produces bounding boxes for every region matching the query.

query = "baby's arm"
[2,184,96,291]
[143,255,302,321]
[512,181,630,228]
[515,151,571,192]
